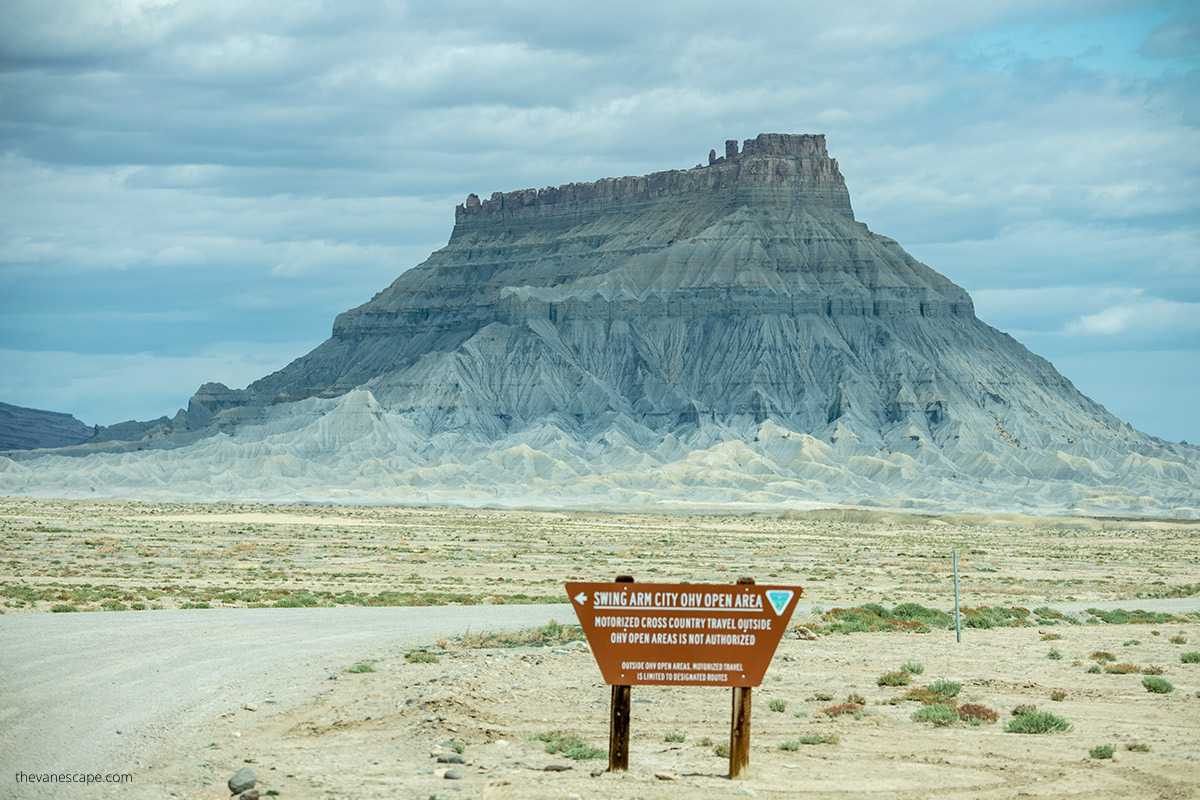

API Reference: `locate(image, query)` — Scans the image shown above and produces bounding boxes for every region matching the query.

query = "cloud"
[1065,295,1200,338]
[1139,14,1200,61]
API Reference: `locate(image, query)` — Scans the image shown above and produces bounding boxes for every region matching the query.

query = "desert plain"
[2,497,1200,799]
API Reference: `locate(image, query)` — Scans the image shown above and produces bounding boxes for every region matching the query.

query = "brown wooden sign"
[566,581,802,688]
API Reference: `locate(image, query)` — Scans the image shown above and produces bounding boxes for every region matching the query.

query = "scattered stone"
[327,674,337,680]
[655,771,678,781]
[235,790,259,800]
[443,769,463,780]
[733,787,758,797]
[544,764,573,772]
[493,739,508,747]
[242,703,258,712]
[228,767,256,794]
[437,754,465,764]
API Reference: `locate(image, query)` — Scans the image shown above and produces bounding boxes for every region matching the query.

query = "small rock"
[793,626,818,641]
[425,715,437,722]
[327,673,338,680]
[493,739,508,746]
[235,791,259,800]
[544,764,572,772]
[438,740,456,748]
[655,771,678,781]
[733,788,758,797]
[242,704,258,712]
[437,754,465,764]
[443,769,463,780]
[228,766,256,794]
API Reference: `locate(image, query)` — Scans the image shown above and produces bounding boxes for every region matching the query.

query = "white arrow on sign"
[574,592,588,605]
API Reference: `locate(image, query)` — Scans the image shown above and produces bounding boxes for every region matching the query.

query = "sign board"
[567,581,802,687]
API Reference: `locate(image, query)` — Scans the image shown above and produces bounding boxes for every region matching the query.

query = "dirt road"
[0,604,572,798]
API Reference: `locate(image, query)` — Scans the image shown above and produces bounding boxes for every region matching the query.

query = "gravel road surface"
[0,604,573,798]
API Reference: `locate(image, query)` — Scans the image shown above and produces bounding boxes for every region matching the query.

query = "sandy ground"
[2,499,1200,799]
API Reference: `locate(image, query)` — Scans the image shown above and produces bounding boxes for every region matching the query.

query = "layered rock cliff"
[4,134,1197,515]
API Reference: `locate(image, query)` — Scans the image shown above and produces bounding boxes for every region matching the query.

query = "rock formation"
[0,402,92,451]
[2,134,1197,515]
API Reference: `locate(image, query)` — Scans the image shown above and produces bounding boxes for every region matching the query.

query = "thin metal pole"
[953,551,961,643]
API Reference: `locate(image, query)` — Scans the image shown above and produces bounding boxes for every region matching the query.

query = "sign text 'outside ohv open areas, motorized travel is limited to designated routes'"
[566,582,802,687]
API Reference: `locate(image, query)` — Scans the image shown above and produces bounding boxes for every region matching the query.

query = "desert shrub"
[50,604,79,612]
[957,703,999,724]
[1050,690,1067,702]
[405,651,439,664]
[796,734,839,745]
[1086,664,1102,674]
[1126,742,1151,753]
[1047,649,1063,660]
[1142,676,1174,694]
[1180,651,1200,664]
[819,702,864,719]
[781,734,838,748]
[1004,708,1072,734]
[1104,663,1142,674]
[845,693,866,706]
[878,671,911,687]
[536,732,605,760]
[1143,665,1165,675]
[1123,639,1141,646]
[768,699,788,713]
[713,743,730,758]
[927,679,962,698]
[1085,608,1181,625]
[900,661,924,675]
[911,704,958,726]
[1041,632,1063,641]
[1169,635,1187,644]
[1089,745,1115,759]
[1010,704,1038,717]
[664,731,685,743]
[1091,651,1116,663]
[345,662,375,673]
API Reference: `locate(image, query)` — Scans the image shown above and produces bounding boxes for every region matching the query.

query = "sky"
[1,0,1197,444]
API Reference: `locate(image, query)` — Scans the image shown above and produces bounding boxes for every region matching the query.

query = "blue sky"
[1,0,1197,443]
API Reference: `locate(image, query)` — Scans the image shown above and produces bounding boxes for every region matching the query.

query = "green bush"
[1004,708,1072,734]
[664,731,685,743]
[536,732,605,760]
[927,679,962,698]
[1180,651,1200,664]
[911,704,958,726]
[1089,744,1114,759]
[878,671,911,687]
[768,699,788,712]
[1047,649,1063,660]
[900,661,924,675]
[1141,676,1174,694]
[50,604,79,613]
